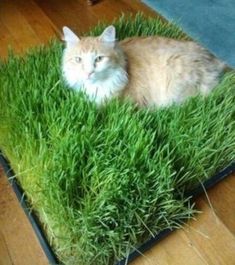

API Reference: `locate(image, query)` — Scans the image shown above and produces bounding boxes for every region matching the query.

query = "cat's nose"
[85,71,94,79]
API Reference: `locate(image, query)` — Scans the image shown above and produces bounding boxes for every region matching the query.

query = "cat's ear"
[62,26,80,47]
[99,25,116,45]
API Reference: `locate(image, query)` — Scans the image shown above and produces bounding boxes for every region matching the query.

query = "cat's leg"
[158,77,197,106]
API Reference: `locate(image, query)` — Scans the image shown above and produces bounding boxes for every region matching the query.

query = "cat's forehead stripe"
[75,37,112,54]
[79,37,101,52]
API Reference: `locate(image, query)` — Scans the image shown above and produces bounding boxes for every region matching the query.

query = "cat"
[62,25,225,107]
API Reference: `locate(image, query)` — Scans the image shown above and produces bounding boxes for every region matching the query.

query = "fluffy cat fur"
[62,25,225,107]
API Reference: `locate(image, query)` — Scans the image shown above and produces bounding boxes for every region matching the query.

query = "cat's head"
[62,26,126,87]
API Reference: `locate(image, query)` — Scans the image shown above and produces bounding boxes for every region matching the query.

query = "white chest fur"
[64,67,128,104]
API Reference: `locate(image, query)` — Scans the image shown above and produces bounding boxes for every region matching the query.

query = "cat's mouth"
[83,74,96,84]
[83,71,96,80]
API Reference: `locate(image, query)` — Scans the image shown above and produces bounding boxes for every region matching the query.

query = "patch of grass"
[0,14,234,265]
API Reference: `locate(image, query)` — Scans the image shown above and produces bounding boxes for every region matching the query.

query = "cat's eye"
[95,56,105,63]
[75,56,82,63]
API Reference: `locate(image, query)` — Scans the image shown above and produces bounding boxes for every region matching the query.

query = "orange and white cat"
[62,25,225,107]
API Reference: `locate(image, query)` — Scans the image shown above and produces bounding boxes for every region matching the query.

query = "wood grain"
[0,167,49,265]
[35,0,156,35]
[0,0,156,58]
[0,1,234,264]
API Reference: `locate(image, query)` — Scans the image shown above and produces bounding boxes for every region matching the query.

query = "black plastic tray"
[0,152,234,265]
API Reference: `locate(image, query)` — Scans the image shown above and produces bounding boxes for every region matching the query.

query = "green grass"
[0,14,234,265]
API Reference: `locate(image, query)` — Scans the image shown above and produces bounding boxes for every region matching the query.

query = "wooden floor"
[0,1,234,264]
[0,167,49,265]
[0,0,156,58]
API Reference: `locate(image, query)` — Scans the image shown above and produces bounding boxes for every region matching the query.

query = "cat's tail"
[216,58,227,72]
[200,57,226,96]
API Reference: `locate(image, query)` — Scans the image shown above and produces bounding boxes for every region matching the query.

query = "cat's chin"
[84,78,97,85]
[81,69,128,104]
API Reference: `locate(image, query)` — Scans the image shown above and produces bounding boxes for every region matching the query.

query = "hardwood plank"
[0,0,58,58]
[0,167,48,265]
[35,0,157,35]
[0,21,14,58]
[0,1,41,54]
[184,199,235,265]
[34,0,99,35]
[0,0,158,58]
[15,0,58,41]
[0,231,13,265]
[202,175,235,234]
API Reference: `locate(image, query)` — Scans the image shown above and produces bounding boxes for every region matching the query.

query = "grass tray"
[0,154,234,265]
[0,15,235,265]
